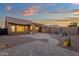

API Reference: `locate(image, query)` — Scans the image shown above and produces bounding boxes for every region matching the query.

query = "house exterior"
[5,17,47,35]
[0,16,78,35]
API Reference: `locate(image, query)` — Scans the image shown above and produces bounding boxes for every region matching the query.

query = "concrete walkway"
[0,33,79,56]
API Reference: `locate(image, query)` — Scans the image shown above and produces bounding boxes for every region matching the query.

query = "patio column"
[41,26,45,33]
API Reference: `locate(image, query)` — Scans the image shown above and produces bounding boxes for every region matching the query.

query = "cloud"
[58,9,66,13]
[47,8,70,14]
[56,8,71,14]
[5,4,12,12]
[43,8,68,16]
[71,3,79,5]
[71,9,79,14]
[22,8,37,16]
[22,4,56,16]
[71,3,79,14]
[22,4,41,16]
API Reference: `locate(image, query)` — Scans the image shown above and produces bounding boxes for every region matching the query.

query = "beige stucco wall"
[62,27,78,34]
[48,27,78,35]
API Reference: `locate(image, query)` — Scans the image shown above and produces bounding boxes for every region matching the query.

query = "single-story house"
[5,17,47,35]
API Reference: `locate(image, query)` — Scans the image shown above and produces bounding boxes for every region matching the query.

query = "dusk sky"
[1,3,79,20]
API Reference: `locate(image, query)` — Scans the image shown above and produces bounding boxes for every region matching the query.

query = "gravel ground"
[50,34,79,53]
[0,33,79,56]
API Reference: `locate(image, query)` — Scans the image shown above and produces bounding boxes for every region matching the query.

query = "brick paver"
[0,33,79,56]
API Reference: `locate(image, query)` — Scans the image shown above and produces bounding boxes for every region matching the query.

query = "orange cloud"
[72,9,79,14]
[22,4,56,16]
[22,5,39,16]
[56,8,70,13]
[58,9,66,13]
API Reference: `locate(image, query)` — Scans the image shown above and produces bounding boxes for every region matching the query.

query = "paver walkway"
[0,33,79,56]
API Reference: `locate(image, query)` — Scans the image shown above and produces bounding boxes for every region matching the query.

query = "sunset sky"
[0,3,79,20]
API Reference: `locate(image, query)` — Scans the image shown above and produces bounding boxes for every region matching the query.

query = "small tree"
[68,22,78,27]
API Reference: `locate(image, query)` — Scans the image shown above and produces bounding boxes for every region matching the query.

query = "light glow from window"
[16,25,24,32]
[10,25,15,32]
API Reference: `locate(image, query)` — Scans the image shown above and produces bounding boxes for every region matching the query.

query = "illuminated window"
[25,26,28,30]
[30,26,33,30]
[36,27,39,30]
[10,25,15,32]
[16,25,24,32]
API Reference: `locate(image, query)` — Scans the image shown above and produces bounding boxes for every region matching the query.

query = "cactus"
[63,38,71,47]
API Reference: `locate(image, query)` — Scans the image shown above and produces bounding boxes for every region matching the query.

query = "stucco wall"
[62,27,78,34]
[48,27,78,35]
[49,27,78,34]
